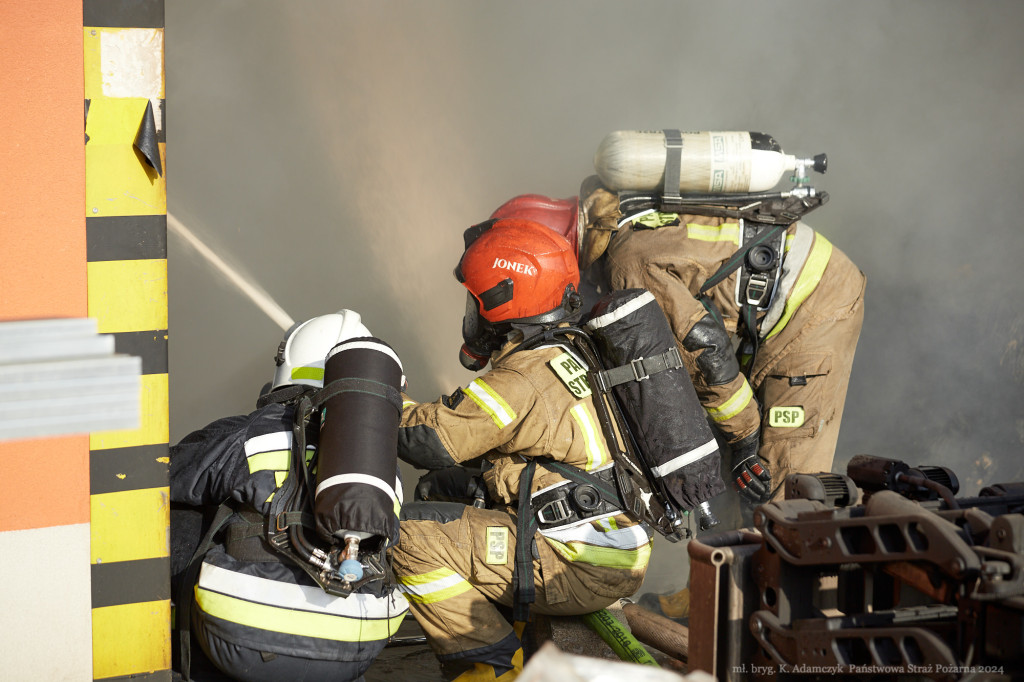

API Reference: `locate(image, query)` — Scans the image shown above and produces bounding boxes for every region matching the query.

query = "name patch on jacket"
[769,406,805,428]
[549,352,591,399]
[485,527,509,564]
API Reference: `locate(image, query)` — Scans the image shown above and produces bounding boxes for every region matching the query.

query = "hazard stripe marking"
[111,330,168,375]
[87,259,168,334]
[92,600,171,678]
[91,557,170,608]
[90,487,170,564]
[90,372,168,450]
[84,1,165,29]
[90,443,169,495]
[87,215,167,261]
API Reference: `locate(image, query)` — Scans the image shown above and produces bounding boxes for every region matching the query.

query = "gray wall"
[166,1,1024,589]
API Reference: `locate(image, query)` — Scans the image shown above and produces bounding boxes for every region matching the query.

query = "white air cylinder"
[594,130,799,194]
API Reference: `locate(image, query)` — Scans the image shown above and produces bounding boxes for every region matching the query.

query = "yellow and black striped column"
[84,1,170,679]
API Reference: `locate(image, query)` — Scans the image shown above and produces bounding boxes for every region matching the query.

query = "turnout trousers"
[390,503,645,677]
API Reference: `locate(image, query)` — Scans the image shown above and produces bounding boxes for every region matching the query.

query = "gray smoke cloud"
[166,1,1024,591]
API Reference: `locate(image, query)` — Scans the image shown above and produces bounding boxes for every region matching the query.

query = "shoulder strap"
[697,221,787,373]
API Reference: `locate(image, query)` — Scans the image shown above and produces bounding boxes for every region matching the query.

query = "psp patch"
[485,526,509,565]
[549,351,591,399]
[769,406,805,428]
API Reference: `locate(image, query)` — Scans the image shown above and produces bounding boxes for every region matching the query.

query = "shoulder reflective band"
[244,431,292,457]
[397,567,474,604]
[764,232,833,341]
[550,351,592,399]
[705,381,754,423]
[686,222,740,244]
[465,378,517,428]
[769,406,805,428]
[570,404,607,470]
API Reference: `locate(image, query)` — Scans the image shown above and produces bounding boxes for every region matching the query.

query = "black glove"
[729,433,772,506]
[414,466,489,507]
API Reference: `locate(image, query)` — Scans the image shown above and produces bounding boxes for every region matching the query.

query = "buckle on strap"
[745,274,770,306]
[630,357,649,382]
[535,496,573,525]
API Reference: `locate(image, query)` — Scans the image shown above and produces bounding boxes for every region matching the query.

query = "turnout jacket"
[603,210,863,448]
[399,338,652,575]
[171,402,408,677]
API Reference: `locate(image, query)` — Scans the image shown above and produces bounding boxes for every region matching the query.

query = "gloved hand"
[415,466,489,507]
[729,433,772,506]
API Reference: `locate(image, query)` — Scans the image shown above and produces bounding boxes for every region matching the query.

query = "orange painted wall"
[0,1,90,531]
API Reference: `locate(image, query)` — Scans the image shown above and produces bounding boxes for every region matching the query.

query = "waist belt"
[531,465,622,528]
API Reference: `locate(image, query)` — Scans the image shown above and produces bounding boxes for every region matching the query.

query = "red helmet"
[489,194,580,257]
[456,218,581,325]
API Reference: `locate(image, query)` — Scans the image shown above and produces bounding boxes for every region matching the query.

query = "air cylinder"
[594,130,798,194]
[314,336,404,550]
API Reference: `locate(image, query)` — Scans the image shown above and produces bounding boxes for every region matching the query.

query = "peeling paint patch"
[101,28,164,101]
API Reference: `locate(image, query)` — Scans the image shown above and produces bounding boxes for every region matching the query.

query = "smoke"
[166,0,1024,592]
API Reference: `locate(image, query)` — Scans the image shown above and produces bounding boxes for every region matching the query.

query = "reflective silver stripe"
[570,404,607,470]
[465,379,516,428]
[197,561,409,617]
[316,472,400,505]
[650,438,719,477]
[761,221,814,334]
[326,339,404,371]
[586,290,657,331]
[244,431,291,457]
[539,513,650,549]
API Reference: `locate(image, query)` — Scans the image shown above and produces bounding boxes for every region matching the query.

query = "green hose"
[580,608,660,667]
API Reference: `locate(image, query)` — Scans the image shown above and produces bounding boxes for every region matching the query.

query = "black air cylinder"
[586,288,726,511]
[314,336,403,549]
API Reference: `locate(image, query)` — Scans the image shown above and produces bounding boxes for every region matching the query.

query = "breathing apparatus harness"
[256,380,403,598]
[615,129,829,374]
[176,375,404,680]
[504,321,722,621]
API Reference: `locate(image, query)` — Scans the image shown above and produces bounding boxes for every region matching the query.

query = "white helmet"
[272,309,372,390]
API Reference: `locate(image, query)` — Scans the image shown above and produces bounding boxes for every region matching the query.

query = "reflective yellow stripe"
[547,538,651,570]
[705,381,754,423]
[765,233,833,341]
[274,471,288,488]
[686,222,740,244]
[291,366,324,382]
[570,404,606,470]
[195,587,404,642]
[246,449,290,473]
[465,379,517,428]
[402,399,417,409]
[398,567,474,604]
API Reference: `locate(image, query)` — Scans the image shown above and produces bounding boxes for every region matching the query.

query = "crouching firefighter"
[391,219,724,681]
[170,310,409,682]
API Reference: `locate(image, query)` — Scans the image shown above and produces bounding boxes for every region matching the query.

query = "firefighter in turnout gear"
[489,190,866,511]
[391,219,653,681]
[169,310,409,682]
[489,187,865,621]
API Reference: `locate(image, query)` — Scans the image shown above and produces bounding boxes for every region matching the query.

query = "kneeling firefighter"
[391,219,723,681]
[170,310,409,682]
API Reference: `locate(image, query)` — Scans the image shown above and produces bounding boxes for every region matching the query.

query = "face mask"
[459,292,504,371]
